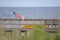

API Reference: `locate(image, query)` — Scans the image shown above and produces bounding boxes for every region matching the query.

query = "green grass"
[32,24,46,40]
[0,24,59,40]
[0,29,26,40]
[45,33,56,40]
[55,30,60,40]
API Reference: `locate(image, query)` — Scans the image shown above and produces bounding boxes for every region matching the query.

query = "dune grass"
[45,33,56,40]
[0,29,26,40]
[32,24,46,40]
[0,24,59,40]
[55,30,60,40]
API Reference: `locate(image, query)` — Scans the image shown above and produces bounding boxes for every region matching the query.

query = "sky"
[0,0,60,7]
[0,0,60,19]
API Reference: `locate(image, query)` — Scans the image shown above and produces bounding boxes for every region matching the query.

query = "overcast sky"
[0,0,60,7]
[0,0,60,19]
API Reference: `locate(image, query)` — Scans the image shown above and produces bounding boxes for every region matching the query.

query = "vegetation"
[32,24,46,40]
[45,33,56,40]
[0,24,60,40]
[55,30,60,40]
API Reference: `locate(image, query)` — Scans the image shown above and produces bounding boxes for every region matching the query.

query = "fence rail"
[0,18,60,40]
